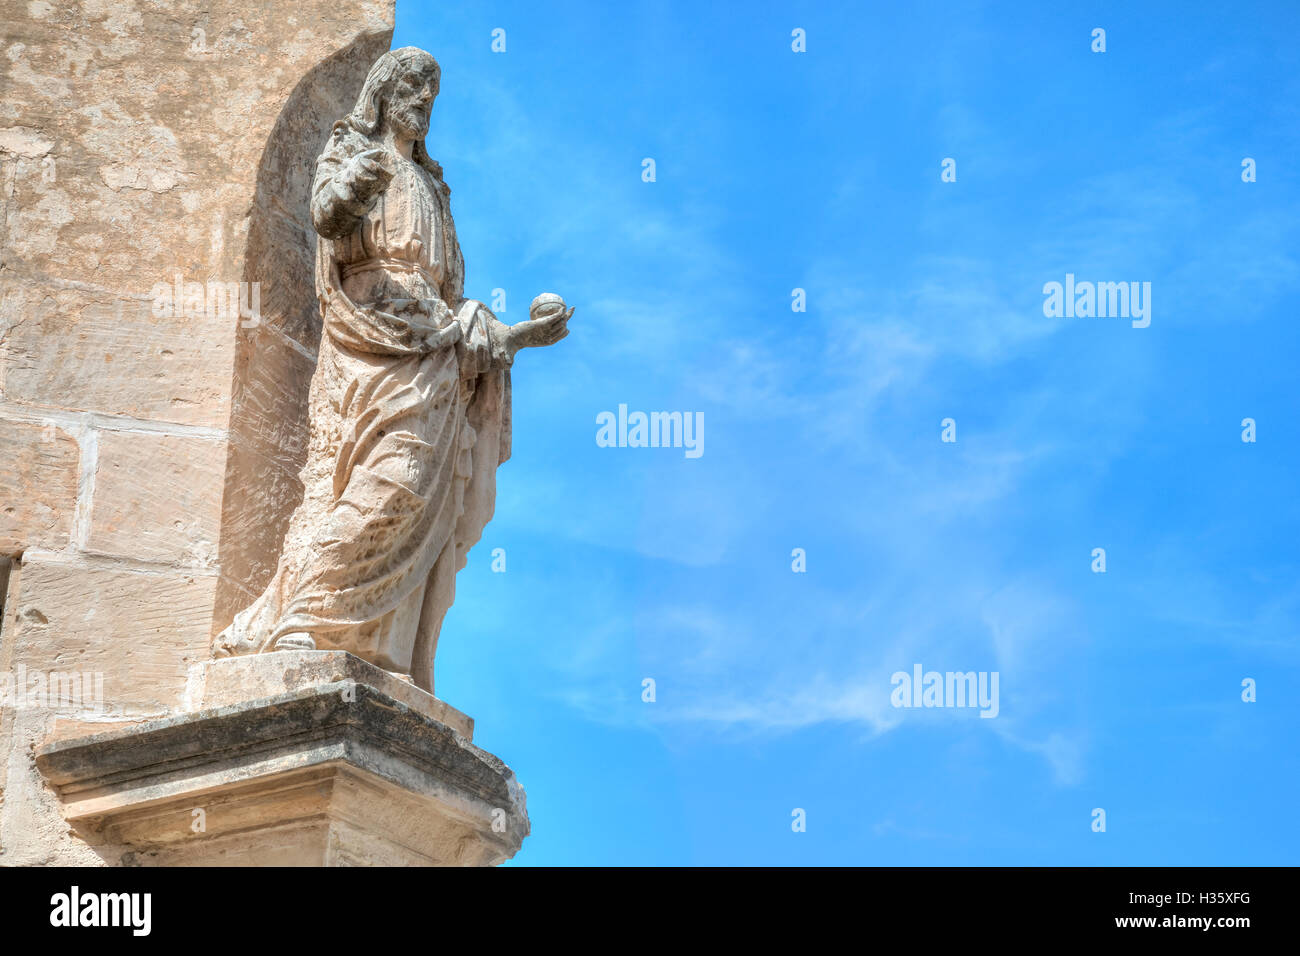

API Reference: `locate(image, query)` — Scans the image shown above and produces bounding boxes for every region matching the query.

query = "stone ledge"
[186,649,475,739]
[35,679,528,866]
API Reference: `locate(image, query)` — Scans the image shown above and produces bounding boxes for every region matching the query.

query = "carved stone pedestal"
[35,652,529,866]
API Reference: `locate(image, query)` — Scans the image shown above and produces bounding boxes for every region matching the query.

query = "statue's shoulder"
[318,120,372,162]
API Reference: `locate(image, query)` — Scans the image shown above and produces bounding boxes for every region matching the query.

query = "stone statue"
[214,47,573,693]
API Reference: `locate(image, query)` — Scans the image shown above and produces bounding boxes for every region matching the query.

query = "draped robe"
[214,120,512,693]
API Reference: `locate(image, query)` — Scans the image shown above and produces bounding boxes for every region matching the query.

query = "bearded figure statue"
[214,47,572,693]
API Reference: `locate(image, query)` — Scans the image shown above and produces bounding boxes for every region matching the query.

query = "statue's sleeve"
[311,124,378,240]
[453,300,514,377]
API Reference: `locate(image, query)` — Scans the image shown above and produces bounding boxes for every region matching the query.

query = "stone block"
[0,287,235,428]
[0,418,80,553]
[86,430,226,566]
[6,558,218,713]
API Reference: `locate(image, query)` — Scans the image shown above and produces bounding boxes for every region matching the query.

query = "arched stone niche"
[213,32,394,636]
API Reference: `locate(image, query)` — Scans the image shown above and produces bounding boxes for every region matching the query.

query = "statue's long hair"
[346,46,444,179]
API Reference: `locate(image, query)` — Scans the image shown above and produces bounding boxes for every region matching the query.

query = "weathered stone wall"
[0,0,394,863]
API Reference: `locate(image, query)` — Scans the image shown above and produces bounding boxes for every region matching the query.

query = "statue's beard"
[390,105,430,139]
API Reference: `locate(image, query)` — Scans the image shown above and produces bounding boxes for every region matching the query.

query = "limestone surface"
[0,0,395,864]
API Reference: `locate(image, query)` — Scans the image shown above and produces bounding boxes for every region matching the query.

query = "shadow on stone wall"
[213,32,392,635]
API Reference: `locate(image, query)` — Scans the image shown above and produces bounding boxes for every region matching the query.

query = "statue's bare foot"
[212,624,243,658]
[274,633,316,651]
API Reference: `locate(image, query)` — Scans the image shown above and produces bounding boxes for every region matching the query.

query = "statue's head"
[348,47,441,143]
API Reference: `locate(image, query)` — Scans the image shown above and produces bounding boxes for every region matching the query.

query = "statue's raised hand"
[505,294,573,358]
[350,148,396,199]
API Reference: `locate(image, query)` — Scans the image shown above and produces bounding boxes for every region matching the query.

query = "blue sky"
[395,1,1300,864]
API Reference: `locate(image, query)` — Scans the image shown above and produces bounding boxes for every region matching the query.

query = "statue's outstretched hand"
[505,294,573,357]
[350,148,396,199]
